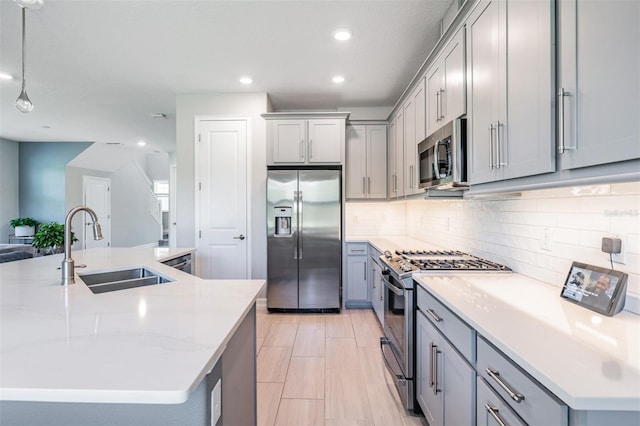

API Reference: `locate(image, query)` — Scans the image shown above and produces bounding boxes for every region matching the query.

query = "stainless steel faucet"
[61,206,103,286]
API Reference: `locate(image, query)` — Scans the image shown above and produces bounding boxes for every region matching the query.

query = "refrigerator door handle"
[298,191,303,259]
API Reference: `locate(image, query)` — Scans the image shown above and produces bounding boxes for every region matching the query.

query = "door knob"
[233,234,245,240]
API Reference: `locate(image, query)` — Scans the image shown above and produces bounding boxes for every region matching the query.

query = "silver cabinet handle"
[486,368,525,403]
[429,343,436,388]
[431,343,441,395]
[309,139,313,159]
[488,124,495,169]
[439,88,445,120]
[393,174,398,192]
[362,177,366,195]
[485,404,507,426]
[233,234,245,240]
[299,140,304,160]
[364,262,366,279]
[367,177,371,194]
[436,91,440,122]
[557,88,572,154]
[426,308,443,323]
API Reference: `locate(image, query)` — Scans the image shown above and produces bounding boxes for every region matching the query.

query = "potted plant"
[10,217,38,237]
[31,222,77,255]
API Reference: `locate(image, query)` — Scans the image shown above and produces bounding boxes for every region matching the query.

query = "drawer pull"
[426,308,443,323]
[485,404,507,426]
[486,368,525,403]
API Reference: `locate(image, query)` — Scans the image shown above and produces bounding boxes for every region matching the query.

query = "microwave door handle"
[433,144,441,179]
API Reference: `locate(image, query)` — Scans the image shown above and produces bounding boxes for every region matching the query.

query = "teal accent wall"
[19,142,93,223]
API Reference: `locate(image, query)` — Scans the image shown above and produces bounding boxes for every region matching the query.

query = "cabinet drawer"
[416,285,475,363]
[477,336,568,426]
[477,377,526,426]
[346,243,368,255]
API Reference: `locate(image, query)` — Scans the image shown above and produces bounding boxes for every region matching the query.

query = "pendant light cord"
[21,7,26,90]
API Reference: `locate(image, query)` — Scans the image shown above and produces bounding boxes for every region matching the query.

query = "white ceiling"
[0,0,452,153]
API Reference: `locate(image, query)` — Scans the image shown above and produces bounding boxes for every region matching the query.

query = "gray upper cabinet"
[467,0,555,185]
[557,0,640,170]
[426,27,466,138]
[346,124,387,199]
[388,111,405,199]
[263,112,349,165]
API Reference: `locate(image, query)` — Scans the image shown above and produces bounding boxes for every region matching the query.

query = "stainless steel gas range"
[379,249,511,413]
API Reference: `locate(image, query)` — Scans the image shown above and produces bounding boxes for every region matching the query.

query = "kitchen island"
[0,247,265,426]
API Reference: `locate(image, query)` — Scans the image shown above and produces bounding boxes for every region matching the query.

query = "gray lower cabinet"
[369,244,384,326]
[416,300,475,425]
[346,243,370,308]
[477,335,568,425]
[477,376,526,426]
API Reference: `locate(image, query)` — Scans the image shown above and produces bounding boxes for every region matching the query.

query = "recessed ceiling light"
[333,29,352,41]
[0,72,13,80]
[332,75,345,84]
[137,140,146,147]
[240,76,253,85]
[41,125,50,129]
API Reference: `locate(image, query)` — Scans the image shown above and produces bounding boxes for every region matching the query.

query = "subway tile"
[611,181,640,195]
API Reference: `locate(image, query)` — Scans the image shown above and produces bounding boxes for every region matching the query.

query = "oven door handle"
[382,275,404,296]
[380,337,406,382]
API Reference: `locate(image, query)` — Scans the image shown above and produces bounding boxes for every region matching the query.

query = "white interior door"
[83,176,111,249]
[196,119,248,279]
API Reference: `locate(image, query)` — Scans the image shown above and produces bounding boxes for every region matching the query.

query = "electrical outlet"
[611,236,627,265]
[211,379,221,425]
[541,227,552,252]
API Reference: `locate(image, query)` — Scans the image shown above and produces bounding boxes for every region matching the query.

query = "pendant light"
[13,0,43,113]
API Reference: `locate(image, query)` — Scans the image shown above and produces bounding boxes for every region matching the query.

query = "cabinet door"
[272,120,306,163]
[414,78,427,144]
[501,0,555,180]
[346,125,367,199]
[394,111,405,198]
[366,125,388,199]
[388,118,396,198]
[558,0,640,169]
[416,311,444,426]
[443,27,466,122]
[346,256,369,302]
[426,63,444,136]
[308,119,342,163]
[466,0,502,184]
[403,97,419,195]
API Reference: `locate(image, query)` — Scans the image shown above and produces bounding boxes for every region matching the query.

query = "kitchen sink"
[79,267,174,294]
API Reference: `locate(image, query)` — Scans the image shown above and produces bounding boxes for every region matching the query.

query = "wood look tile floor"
[256,305,424,426]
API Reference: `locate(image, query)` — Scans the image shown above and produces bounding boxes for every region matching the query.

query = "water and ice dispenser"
[274,207,292,236]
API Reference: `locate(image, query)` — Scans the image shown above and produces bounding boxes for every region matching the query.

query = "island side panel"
[222,303,257,425]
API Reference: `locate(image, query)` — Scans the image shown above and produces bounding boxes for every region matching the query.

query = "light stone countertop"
[0,248,265,404]
[345,235,640,411]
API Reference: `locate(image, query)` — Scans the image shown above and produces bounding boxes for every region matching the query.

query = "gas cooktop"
[381,249,511,279]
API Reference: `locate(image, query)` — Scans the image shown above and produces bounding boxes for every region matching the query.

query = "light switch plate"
[211,379,221,426]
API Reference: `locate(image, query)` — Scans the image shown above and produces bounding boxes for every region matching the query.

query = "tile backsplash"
[346,182,640,312]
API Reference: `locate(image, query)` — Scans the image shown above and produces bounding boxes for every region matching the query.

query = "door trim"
[82,175,111,249]
[193,116,252,278]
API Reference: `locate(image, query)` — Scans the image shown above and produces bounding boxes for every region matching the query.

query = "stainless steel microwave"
[417,118,468,191]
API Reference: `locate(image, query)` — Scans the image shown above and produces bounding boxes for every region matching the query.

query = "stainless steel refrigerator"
[267,167,342,312]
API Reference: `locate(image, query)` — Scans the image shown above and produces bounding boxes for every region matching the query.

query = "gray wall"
[0,139,20,243]
[19,142,92,223]
[176,93,269,279]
